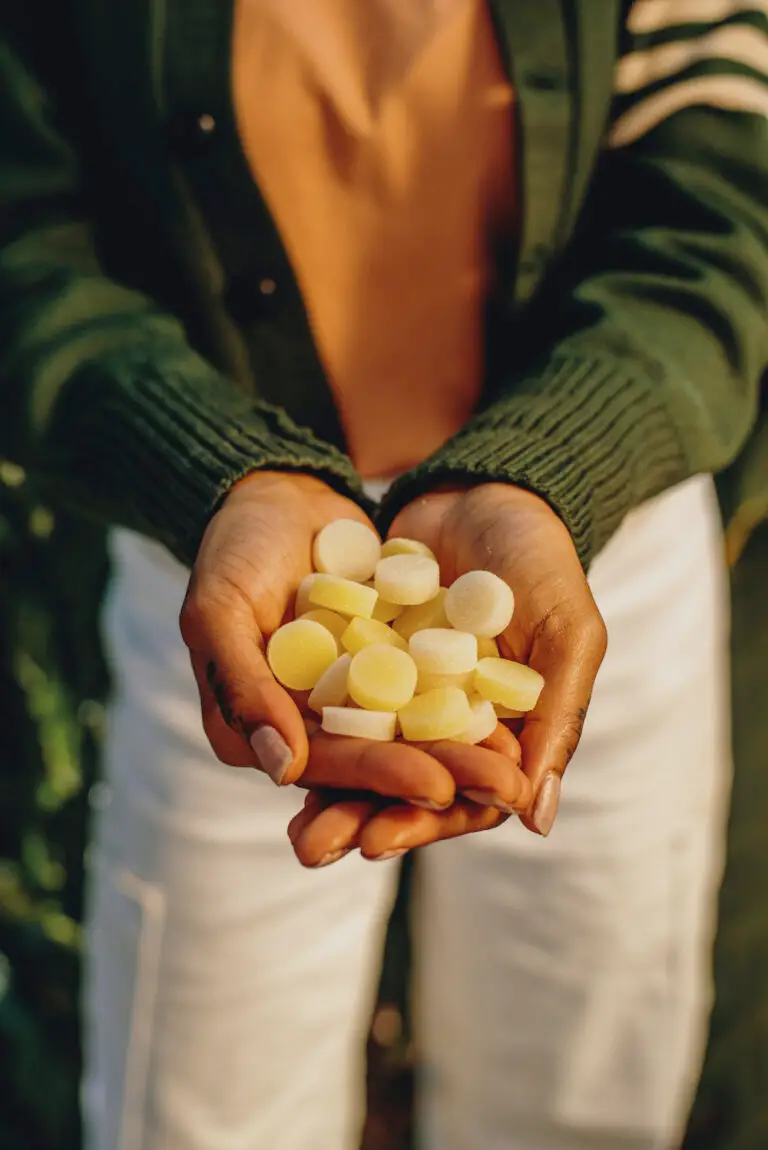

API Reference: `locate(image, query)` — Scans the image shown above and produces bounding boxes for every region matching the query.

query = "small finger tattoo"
[206,659,240,731]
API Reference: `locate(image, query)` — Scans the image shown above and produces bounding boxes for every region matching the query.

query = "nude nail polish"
[462,788,517,814]
[408,798,450,811]
[315,849,350,868]
[372,849,409,862]
[249,725,293,785]
[532,773,561,837]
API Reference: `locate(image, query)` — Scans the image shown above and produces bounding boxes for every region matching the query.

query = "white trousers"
[82,476,731,1150]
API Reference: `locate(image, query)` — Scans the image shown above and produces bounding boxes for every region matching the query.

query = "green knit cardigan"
[1,0,767,568]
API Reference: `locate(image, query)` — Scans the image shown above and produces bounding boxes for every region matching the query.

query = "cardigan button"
[167,110,218,155]
[522,68,566,93]
[225,271,281,325]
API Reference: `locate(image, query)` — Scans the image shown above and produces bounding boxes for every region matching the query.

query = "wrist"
[408,481,555,518]
[226,469,338,506]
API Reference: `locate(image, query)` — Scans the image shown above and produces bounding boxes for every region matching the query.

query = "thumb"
[181,577,309,787]
[513,597,606,836]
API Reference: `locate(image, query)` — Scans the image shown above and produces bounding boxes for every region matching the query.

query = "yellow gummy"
[417,669,475,694]
[322,706,398,741]
[374,554,441,606]
[381,537,436,561]
[309,574,378,618]
[473,658,544,712]
[455,697,498,745]
[367,585,404,623]
[477,636,500,660]
[409,628,478,675]
[393,588,449,641]
[348,644,418,712]
[267,619,339,691]
[312,519,381,582]
[299,609,348,645]
[341,617,408,655]
[398,687,473,742]
[444,570,515,638]
[294,574,318,617]
[308,653,352,713]
[494,704,525,720]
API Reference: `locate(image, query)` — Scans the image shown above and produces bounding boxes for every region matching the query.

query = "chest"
[67,0,620,417]
[77,5,615,256]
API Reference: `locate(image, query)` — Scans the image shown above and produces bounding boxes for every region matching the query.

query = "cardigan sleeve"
[380,5,768,568]
[0,34,367,567]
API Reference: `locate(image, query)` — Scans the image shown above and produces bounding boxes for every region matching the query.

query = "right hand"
[179,471,531,818]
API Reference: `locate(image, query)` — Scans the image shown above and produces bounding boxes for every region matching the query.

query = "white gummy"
[444,570,514,638]
[312,519,381,582]
[374,554,441,606]
[322,706,398,741]
[409,628,479,675]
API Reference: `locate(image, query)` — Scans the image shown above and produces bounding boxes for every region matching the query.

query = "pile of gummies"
[267,520,543,745]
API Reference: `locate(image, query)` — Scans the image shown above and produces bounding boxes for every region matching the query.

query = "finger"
[407,741,531,814]
[481,721,523,759]
[182,588,308,785]
[514,599,607,837]
[302,734,457,808]
[291,798,382,867]
[193,662,257,767]
[358,800,508,859]
[286,790,330,846]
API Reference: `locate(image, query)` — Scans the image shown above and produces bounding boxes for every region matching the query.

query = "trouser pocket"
[82,854,166,1150]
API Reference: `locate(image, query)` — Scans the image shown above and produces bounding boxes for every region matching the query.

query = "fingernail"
[462,788,518,814]
[371,848,409,862]
[250,725,293,784]
[408,798,451,811]
[314,849,350,868]
[532,773,561,837]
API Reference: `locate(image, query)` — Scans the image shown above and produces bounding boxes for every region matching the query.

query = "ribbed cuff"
[378,355,688,568]
[51,345,370,566]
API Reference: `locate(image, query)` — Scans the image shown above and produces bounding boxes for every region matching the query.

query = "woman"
[2,2,767,1148]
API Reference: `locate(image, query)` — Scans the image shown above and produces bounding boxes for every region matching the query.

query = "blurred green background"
[0,463,108,1150]
[1,461,766,1150]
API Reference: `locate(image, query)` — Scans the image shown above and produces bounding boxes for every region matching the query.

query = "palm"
[208,472,371,635]
[182,472,531,832]
[389,484,579,664]
[290,482,606,863]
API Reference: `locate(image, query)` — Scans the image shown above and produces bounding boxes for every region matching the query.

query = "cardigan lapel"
[562,0,622,238]
[487,0,572,303]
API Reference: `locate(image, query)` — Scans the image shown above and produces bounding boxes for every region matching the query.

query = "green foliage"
[0,463,108,1150]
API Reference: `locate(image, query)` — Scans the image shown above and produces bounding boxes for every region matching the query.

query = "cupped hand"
[179,472,532,812]
[393,484,607,836]
[291,482,607,860]
[288,723,529,867]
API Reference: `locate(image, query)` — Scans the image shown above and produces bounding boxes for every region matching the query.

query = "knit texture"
[379,355,686,567]
[49,345,371,567]
[1,2,767,572]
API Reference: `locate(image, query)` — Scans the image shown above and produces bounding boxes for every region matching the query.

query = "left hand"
[289,483,607,866]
